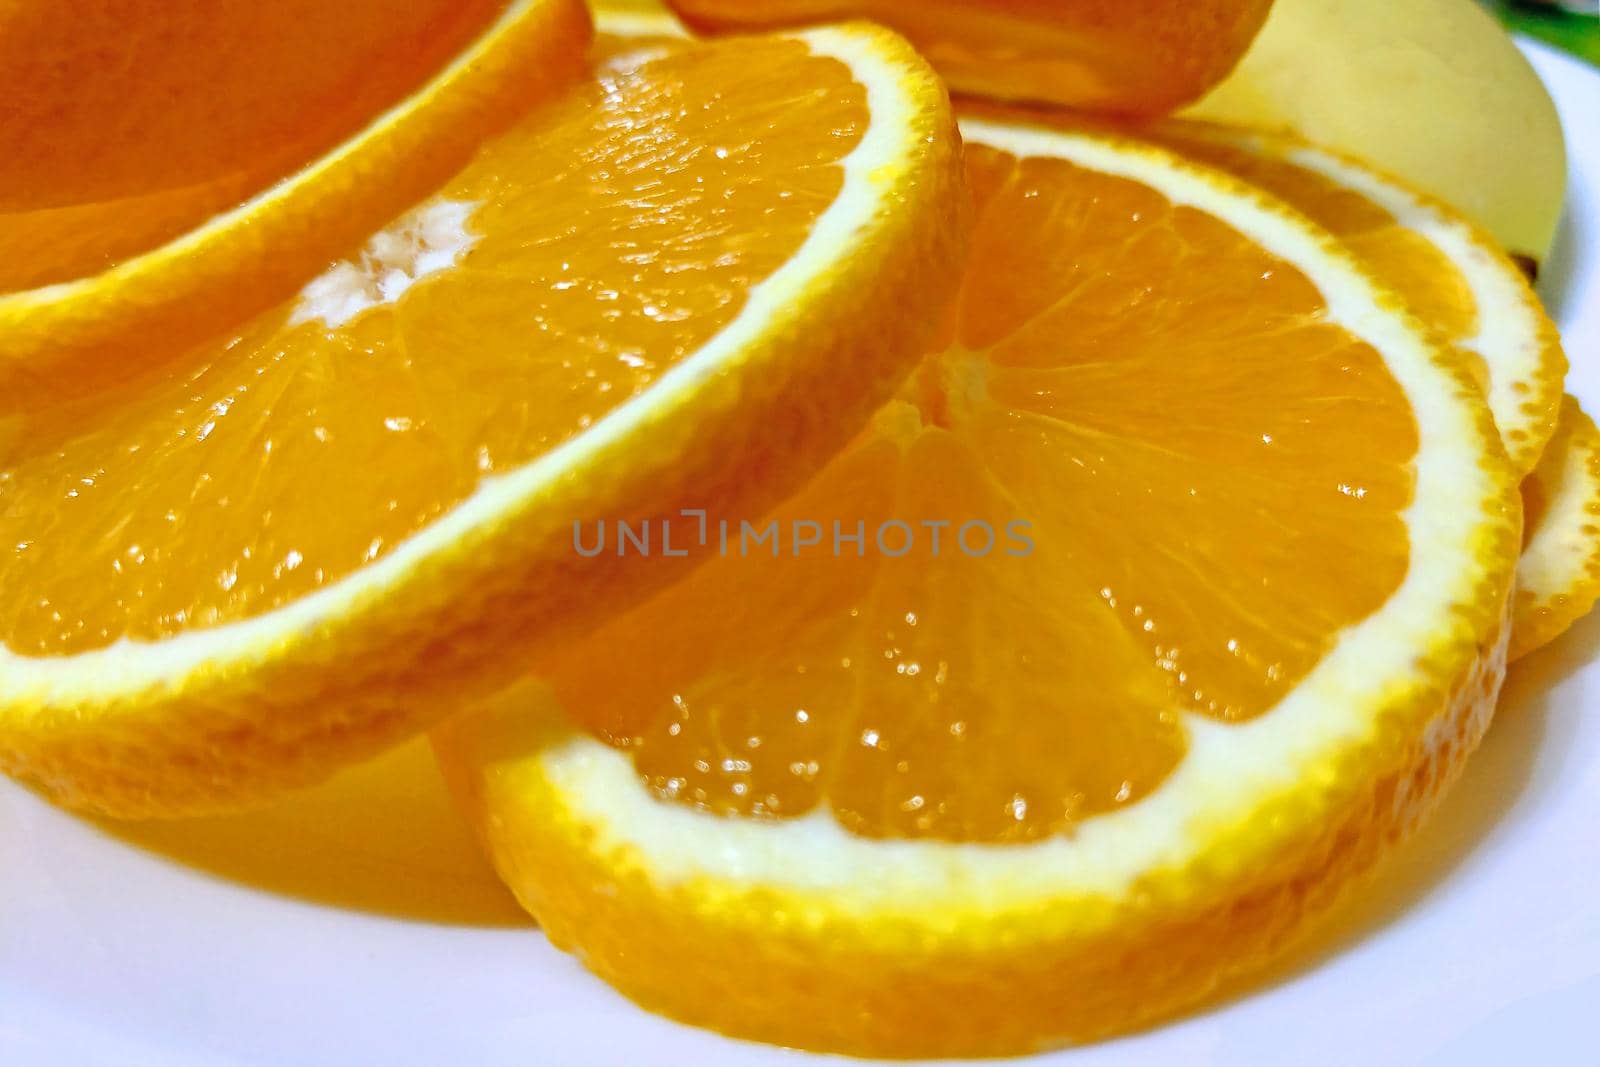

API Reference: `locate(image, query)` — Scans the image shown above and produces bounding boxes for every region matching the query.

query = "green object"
[1483,0,1600,65]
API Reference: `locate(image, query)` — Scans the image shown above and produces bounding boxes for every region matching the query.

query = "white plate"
[3,39,1597,1067]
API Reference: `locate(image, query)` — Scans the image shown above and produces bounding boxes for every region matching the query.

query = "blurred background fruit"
[0,0,541,286]
[0,0,512,213]
[665,0,1274,112]
[1186,0,1567,267]
[0,0,592,402]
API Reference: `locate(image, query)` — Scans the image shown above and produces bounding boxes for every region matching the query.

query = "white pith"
[1520,408,1600,600]
[291,200,480,329]
[480,122,1504,911]
[0,27,924,706]
[1280,140,1554,470]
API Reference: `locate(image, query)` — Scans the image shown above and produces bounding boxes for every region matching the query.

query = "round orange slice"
[434,121,1520,1056]
[0,0,592,405]
[0,24,964,817]
[1511,396,1600,662]
[1144,121,1566,479]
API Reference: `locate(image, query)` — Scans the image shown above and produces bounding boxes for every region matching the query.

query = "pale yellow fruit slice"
[0,24,964,817]
[435,121,1519,1057]
[1185,0,1566,266]
[1512,396,1600,661]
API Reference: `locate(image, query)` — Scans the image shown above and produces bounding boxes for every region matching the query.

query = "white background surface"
[2,39,1597,1067]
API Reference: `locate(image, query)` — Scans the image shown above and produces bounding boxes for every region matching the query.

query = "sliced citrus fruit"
[434,121,1520,1056]
[1141,121,1566,479]
[1510,396,1600,662]
[665,0,1273,113]
[0,0,592,405]
[0,0,547,289]
[0,24,963,817]
[0,172,267,294]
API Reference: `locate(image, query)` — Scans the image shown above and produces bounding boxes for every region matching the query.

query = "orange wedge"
[0,0,592,405]
[0,24,963,817]
[435,121,1519,1056]
[1145,122,1566,478]
[1511,397,1600,661]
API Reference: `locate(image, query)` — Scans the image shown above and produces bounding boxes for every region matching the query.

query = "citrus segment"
[1145,122,1566,478]
[0,0,593,406]
[436,122,1519,1055]
[0,24,964,816]
[1511,396,1600,662]
[665,0,1272,113]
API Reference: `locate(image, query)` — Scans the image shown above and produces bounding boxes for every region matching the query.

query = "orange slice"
[665,0,1273,113]
[0,0,543,289]
[1511,396,1600,661]
[0,0,592,405]
[0,24,963,817]
[0,173,266,294]
[1,0,548,211]
[1144,121,1566,478]
[435,121,1519,1056]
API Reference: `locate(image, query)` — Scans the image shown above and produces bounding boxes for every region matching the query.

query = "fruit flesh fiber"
[0,39,862,656]
[1153,132,1486,386]
[540,142,1417,843]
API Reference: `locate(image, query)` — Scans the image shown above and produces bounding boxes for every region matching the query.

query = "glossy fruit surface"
[0,24,964,817]
[1149,121,1566,478]
[0,0,593,403]
[436,120,1519,1057]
